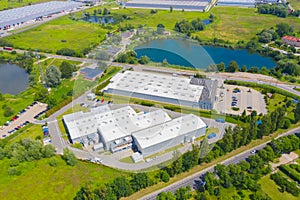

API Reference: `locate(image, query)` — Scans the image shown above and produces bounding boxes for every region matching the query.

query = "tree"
[111,176,133,199]
[138,56,150,65]
[60,61,74,78]
[159,170,170,182]
[0,92,4,101]
[74,184,98,200]
[44,65,61,87]
[4,106,14,117]
[276,22,294,37]
[156,191,176,200]
[294,102,300,123]
[103,8,109,15]
[226,61,239,72]
[130,173,150,192]
[170,5,173,13]
[174,186,191,200]
[157,24,165,34]
[43,145,56,158]
[217,62,225,72]
[62,148,77,166]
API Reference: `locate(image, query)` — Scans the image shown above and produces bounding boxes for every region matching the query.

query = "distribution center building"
[104,71,217,110]
[63,105,207,156]
[132,114,207,156]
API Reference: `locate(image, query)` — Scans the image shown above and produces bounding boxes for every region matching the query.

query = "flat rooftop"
[0,1,82,28]
[125,0,211,11]
[63,105,171,142]
[105,71,204,103]
[132,114,206,149]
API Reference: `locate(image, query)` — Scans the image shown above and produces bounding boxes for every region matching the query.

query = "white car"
[250,150,257,154]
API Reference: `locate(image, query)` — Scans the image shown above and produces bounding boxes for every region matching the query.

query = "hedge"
[279,164,300,183]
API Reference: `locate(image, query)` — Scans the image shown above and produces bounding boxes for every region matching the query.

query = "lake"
[0,63,29,95]
[135,39,276,70]
[81,16,114,24]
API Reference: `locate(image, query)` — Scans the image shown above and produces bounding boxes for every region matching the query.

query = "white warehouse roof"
[132,114,206,149]
[63,105,171,142]
[99,109,171,143]
[105,71,204,103]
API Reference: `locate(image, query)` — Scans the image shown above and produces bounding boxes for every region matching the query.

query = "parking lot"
[0,102,48,138]
[214,84,267,116]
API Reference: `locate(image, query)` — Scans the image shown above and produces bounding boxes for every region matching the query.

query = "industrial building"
[132,114,207,156]
[124,0,211,11]
[63,105,207,156]
[216,0,279,7]
[104,71,218,110]
[0,1,82,29]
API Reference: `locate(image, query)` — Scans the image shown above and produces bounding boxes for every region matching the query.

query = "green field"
[0,157,126,200]
[0,0,58,11]
[7,17,107,54]
[259,175,299,200]
[5,5,300,54]
[289,0,300,10]
[194,7,300,42]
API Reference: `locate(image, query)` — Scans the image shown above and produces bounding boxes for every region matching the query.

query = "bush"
[279,164,300,183]
[62,148,77,166]
[8,167,21,176]
[9,157,20,167]
[49,157,59,167]
[56,48,76,57]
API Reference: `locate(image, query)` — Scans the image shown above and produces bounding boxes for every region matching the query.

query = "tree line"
[0,138,56,176]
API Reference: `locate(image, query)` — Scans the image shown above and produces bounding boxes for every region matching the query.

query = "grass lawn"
[289,0,300,10]
[120,156,134,164]
[194,7,300,42]
[6,16,107,54]
[0,157,126,200]
[7,5,300,54]
[0,0,57,11]
[259,174,299,200]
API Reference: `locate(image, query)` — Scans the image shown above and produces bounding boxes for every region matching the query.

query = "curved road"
[141,127,300,200]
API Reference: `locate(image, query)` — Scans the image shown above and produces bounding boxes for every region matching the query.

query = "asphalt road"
[141,126,300,200]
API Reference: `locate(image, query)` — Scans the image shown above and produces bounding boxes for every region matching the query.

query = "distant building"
[282,36,300,47]
[104,71,218,110]
[124,0,211,11]
[63,105,207,156]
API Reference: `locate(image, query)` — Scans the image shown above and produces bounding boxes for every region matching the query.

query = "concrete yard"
[214,84,267,116]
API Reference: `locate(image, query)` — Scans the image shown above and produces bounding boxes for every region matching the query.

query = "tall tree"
[44,65,61,87]
[60,61,74,78]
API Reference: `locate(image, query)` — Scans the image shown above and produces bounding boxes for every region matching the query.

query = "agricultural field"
[0,0,57,11]
[0,157,126,200]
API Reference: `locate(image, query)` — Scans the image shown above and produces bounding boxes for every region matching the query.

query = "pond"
[81,16,114,24]
[0,63,29,95]
[134,39,276,70]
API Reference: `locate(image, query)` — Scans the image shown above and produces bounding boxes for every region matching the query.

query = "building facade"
[282,36,300,47]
